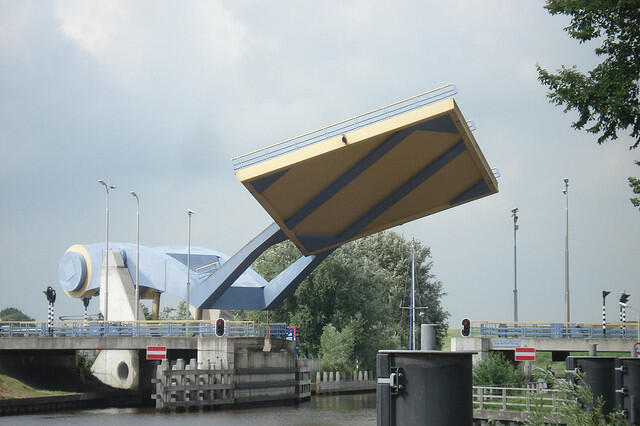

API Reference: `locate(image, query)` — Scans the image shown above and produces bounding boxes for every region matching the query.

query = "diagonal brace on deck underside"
[190,222,332,310]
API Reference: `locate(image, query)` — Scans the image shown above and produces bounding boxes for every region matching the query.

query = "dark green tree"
[536,0,640,147]
[238,231,449,370]
[472,352,523,387]
[630,161,640,210]
[536,1,640,207]
[319,324,355,371]
[0,307,34,321]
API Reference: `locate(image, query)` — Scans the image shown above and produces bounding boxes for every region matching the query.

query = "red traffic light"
[461,318,471,337]
[215,318,225,336]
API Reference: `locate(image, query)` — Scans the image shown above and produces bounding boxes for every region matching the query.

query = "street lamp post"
[98,180,116,322]
[511,208,519,323]
[130,192,140,322]
[562,178,570,323]
[186,209,196,321]
[410,240,415,350]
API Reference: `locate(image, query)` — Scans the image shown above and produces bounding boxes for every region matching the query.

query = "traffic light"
[215,318,225,337]
[461,318,471,337]
[620,292,631,304]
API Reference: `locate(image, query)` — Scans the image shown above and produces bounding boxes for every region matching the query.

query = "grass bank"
[0,374,68,399]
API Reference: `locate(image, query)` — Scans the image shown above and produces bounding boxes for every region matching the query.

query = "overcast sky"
[1,1,638,325]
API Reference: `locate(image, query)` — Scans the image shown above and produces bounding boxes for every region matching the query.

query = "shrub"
[473,351,523,387]
[319,324,354,371]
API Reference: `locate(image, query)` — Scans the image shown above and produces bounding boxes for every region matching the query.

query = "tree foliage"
[319,324,355,371]
[238,231,449,370]
[630,161,640,210]
[159,301,186,320]
[0,307,34,321]
[472,352,523,387]
[526,369,625,426]
[536,0,640,147]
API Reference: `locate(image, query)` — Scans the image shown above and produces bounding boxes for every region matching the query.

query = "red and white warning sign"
[514,347,535,361]
[146,346,167,360]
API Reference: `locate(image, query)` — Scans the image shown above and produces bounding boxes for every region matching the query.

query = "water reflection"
[9,393,376,426]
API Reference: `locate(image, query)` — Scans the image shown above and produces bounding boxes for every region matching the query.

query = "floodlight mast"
[563,178,570,323]
[186,209,196,321]
[511,208,519,323]
[98,180,115,322]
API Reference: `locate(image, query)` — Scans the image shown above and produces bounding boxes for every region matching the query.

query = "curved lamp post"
[98,179,116,322]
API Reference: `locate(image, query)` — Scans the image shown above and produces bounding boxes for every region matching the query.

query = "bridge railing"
[0,320,299,339]
[231,84,458,171]
[470,321,639,340]
[473,385,569,412]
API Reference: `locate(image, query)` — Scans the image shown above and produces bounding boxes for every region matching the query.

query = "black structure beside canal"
[377,350,474,426]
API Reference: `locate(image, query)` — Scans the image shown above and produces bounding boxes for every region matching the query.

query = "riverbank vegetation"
[0,374,67,399]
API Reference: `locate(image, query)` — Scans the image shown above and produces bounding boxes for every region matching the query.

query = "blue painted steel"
[0,321,296,339]
[296,139,468,253]
[58,243,269,303]
[469,322,638,340]
[449,179,490,206]
[58,251,87,292]
[203,249,334,310]
[249,168,290,194]
[59,222,333,311]
[263,249,334,309]
[191,222,286,308]
[232,84,458,171]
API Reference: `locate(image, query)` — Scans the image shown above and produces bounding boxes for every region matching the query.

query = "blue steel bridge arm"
[191,222,333,310]
[206,248,334,310]
[191,222,285,309]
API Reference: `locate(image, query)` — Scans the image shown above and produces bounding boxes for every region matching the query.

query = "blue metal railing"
[471,321,639,340]
[231,84,458,171]
[0,320,298,339]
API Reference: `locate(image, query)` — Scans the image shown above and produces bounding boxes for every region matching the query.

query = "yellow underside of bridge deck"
[235,98,498,255]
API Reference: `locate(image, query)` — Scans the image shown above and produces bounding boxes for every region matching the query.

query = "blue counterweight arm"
[191,222,333,310]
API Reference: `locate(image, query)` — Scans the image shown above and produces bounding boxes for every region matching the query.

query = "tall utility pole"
[98,180,116,322]
[410,240,416,350]
[511,208,519,323]
[562,178,570,323]
[186,209,196,321]
[130,191,140,321]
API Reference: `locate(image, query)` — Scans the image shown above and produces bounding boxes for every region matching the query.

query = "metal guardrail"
[471,321,639,340]
[474,385,569,412]
[0,320,298,339]
[231,84,458,171]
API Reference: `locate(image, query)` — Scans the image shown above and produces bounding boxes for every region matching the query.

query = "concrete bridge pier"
[451,337,491,365]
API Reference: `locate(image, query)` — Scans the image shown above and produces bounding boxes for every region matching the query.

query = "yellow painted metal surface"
[235,98,498,255]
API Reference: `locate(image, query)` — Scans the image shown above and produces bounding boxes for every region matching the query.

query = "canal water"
[8,393,376,425]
